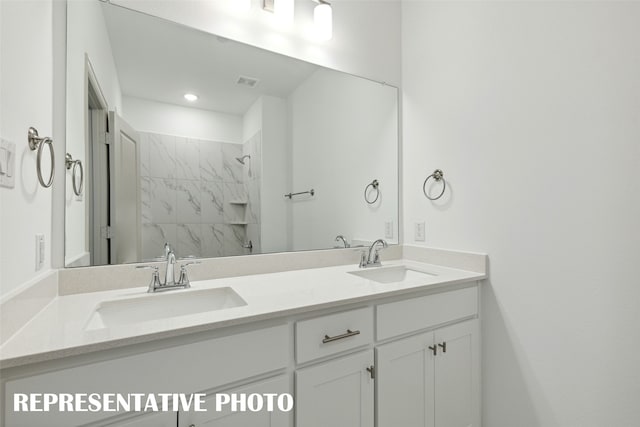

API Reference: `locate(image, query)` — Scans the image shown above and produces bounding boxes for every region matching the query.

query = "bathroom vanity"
[0,247,485,427]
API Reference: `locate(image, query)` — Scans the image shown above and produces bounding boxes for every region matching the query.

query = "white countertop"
[0,259,485,369]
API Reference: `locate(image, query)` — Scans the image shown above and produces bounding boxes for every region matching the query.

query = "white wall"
[242,96,290,253]
[402,2,640,426]
[65,0,123,265]
[123,97,242,143]
[290,69,398,250]
[111,0,401,86]
[0,0,53,297]
[258,96,289,253]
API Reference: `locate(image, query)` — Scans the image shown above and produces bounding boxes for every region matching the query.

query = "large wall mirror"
[64,1,399,267]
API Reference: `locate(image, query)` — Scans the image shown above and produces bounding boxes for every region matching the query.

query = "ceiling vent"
[236,75,260,88]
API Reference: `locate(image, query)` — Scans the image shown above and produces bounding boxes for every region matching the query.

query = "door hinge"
[366,365,375,379]
[101,226,114,239]
[104,131,113,145]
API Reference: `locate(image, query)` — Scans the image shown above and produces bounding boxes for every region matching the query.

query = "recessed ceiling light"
[184,93,198,102]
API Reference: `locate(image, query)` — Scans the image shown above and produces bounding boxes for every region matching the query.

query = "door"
[433,320,480,427]
[377,331,435,427]
[179,374,292,427]
[108,111,141,264]
[296,350,374,427]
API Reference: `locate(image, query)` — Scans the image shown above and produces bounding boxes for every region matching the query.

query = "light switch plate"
[384,221,394,239]
[0,138,16,189]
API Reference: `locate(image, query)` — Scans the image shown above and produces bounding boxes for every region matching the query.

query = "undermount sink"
[348,265,437,284]
[85,287,247,330]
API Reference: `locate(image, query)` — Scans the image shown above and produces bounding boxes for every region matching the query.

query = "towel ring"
[364,179,380,204]
[66,153,84,196]
[28,127,55,188]
[423,169,446,201]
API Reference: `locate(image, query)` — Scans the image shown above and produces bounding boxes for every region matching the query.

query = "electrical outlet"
[35,234,45,271]
[385,221,394,239]
[414,222,425,242]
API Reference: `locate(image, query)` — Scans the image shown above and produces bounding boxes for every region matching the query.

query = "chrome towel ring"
[28,127,55,188]
[423,169,446,201]
[364,179,380,204]
[65,153,84,196]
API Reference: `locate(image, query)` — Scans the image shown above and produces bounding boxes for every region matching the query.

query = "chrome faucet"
[136,244,200,292]
[359,239,388,268]
[335,235,350,248]
[164,249,177,286]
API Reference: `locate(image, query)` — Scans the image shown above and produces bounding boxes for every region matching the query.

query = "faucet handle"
[178,261,201,288]
[136,265,162,292]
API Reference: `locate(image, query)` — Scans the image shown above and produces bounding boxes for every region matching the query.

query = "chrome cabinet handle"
[322,329,361,344]
[438,342,447,353]
[428,345,437,356]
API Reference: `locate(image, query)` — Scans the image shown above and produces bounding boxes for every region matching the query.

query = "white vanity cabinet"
[295,350,374,427]
[178,374,292,427]
[377,319,480,427]
[293,284,480,427]
[1,282,481,427]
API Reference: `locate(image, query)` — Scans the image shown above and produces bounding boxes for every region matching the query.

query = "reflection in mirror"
[64,1,398,268]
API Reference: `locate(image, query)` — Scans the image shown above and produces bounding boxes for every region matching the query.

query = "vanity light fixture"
[263,0,294,24]
[184,93,198,102]
[313,0,332,41]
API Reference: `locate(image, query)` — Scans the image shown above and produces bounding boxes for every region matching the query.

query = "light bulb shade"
[274,0,294,24]
[314,3,332,41]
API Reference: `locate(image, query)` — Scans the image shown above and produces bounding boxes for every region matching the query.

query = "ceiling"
[102,3,319,115]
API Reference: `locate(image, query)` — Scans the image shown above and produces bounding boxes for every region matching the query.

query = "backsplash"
[139,132,262,260]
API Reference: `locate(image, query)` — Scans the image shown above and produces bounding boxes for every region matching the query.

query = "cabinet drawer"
[376,286,477,340]
[4,324,289,427]
[296,307,373,364]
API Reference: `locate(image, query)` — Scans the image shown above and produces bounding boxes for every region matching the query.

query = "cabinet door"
[98,412,177,426]
[179,374,291,427]
[433,320,480,427]
[376,332,435,427]
[296,350,374,427]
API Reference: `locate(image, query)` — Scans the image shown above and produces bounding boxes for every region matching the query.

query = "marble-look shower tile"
[149,178,177,223]
[245,180,261,223]
[142,223,177,261]
[199,140,223,182]
[139,133,150,177]
[245,131,262,181]
[222,143,243,183]
[140,176,152,224]
[176,180,201,224]
[223,224,245,256]
[149,133,176,179]
[246,223,261,254]
[176,139,200,180]
[201,181,224,223]
[223,182,247,203]
[202,224,224,258]
[177,223,202,258]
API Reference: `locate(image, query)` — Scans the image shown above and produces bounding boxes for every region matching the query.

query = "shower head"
[235,155,251,165]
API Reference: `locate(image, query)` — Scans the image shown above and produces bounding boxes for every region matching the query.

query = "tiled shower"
[139,131,262,260]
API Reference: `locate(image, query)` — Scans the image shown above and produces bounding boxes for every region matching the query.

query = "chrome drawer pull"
[322,329,361,344]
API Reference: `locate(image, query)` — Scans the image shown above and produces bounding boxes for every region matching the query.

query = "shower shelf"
[228,200,248,205]
[228,221,248,225]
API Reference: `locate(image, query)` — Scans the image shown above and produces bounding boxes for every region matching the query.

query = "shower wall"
[243,131,262,253]
[139,132,249,260]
